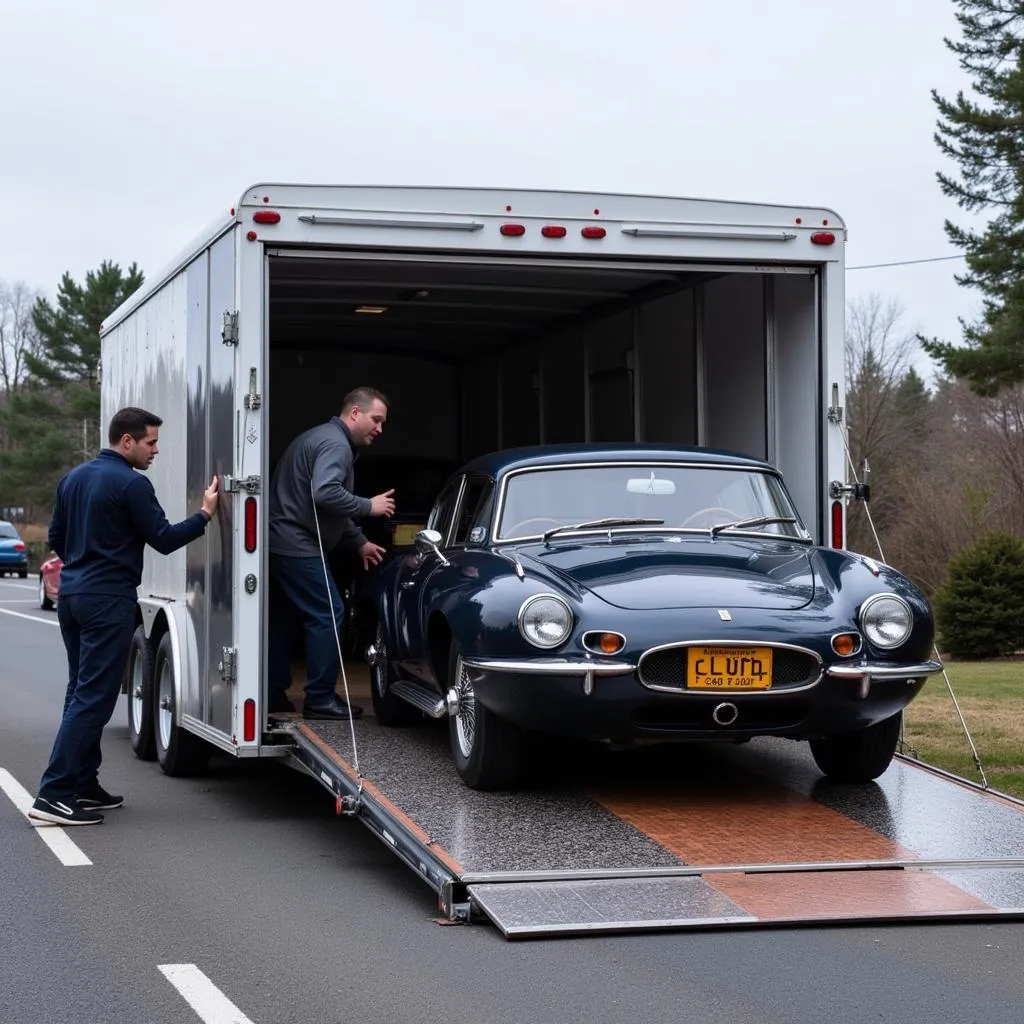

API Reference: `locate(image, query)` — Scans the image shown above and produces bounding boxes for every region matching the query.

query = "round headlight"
[518,594,573,649]
[860,594,913,650]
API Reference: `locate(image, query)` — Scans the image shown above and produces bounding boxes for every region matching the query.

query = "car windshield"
[496,464,805,541]
[0,524,19,539]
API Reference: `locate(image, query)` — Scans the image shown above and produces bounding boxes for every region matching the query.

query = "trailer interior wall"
[266,253,822,534]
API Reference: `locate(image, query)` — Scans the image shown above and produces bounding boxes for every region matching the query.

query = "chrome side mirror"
[415,528,450,566]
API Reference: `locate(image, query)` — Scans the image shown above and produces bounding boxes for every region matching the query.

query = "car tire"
[38,575,54,611]
[18,569,27,579]
[126,625,157,761]
[369,621,422,726]
[153,632,211,777]
[447,641,524,790]
[809,711,902,782]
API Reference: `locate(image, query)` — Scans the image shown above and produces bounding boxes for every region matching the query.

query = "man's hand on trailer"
[201,475,220,520]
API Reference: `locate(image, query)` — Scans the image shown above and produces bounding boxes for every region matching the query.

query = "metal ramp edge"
[463,858,1024,939]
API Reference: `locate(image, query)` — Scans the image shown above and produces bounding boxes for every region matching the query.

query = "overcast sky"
[0,1,980,380]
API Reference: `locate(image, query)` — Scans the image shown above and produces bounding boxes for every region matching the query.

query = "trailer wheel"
[153,632,210,777]
[809,711,902,782]
[369,622,421,726]
[447,642,523,790]
[126,626,156,761]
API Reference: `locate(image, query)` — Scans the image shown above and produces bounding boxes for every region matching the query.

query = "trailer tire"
[153,632,211,777]
[809,711,902,783]
[126,626,157,761]
[447,642,523,790]
[369,621,421,726]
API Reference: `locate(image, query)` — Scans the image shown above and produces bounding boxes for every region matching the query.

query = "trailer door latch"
[222,474,261,494]
[222,310,239,346]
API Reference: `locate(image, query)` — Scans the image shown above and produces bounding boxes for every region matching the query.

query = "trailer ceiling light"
[541,225,567,238]
[811,231,836,245]
[581,226,607,239]
[500,223,526,236]
[252,210,281,224]
[355,305,388,314]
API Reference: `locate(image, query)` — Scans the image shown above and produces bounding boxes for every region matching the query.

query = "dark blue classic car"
[364,445,942,790]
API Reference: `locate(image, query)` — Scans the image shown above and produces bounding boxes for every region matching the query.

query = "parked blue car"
[363,445,942,790]
[0,520,29,578]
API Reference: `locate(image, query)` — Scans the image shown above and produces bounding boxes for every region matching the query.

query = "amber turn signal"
[583,631,625,655]
[832,633,859,657]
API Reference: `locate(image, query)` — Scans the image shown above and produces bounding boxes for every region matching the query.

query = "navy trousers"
[268,554,345,706]
[39,594,136,803]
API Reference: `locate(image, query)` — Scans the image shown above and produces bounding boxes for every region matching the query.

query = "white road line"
[0,580,35,589]
[159,965,256,1024]
[0,608,59,627]
[0,768,93,867]
[0,599,40,604]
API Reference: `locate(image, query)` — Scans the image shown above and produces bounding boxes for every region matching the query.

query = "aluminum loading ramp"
[277,715,1024,939]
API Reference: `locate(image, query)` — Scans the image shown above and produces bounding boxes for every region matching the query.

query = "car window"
[497,464,804,539]
[0,523,19,539]
[427,476,464,545]
[452,476,494,545]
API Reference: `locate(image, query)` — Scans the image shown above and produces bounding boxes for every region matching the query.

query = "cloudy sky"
[0,1,981,378]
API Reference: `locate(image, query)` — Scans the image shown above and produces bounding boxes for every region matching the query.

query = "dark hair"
[340,386,390,414]
[108,407,163,446]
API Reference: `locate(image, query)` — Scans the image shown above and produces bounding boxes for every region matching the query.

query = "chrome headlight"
[518,594,573,649]
[859,593,913,650]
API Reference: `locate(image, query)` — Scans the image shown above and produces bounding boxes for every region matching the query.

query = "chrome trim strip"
[827,660,943,681]
[636,639,823,695]
[297,213,485,231]
[461,657,635,676]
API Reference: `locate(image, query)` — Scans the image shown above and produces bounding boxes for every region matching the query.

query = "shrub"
[934,531,1024,660]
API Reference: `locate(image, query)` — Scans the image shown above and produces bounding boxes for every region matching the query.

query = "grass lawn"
[900,659,1024,800]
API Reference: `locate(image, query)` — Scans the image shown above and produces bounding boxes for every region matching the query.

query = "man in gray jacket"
[268,386,396,719]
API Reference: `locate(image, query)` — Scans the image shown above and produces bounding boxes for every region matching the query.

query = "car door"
[392,474,464,678]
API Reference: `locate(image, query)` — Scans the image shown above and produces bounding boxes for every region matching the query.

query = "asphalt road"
[2,576,1023,1024]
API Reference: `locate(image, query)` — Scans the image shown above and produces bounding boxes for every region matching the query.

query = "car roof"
[458,443,776,478]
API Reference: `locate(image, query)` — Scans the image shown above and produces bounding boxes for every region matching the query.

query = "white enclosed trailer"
[100,184,870,932]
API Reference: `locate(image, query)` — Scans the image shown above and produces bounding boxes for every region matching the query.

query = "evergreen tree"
[0,261,143,516]
[921,1,1024,395]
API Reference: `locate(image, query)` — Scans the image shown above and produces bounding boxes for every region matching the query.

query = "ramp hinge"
[222,310,239,346]
[219,646,237,685]
[223,474,261,494]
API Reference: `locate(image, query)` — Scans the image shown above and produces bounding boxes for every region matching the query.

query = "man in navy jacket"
[28,407,219,826]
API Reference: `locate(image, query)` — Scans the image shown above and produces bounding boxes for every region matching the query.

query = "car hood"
[516,536,816,610]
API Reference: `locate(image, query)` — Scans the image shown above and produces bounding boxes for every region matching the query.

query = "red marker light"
[581,226,606,239]
[243,699,256,742]
[831,500,844,549]
[252,210,281,224]
[541,225,567,238]
[500,224,526,236]
[244,497,257,552]
[246,230,257,241]
[811,231,836,245]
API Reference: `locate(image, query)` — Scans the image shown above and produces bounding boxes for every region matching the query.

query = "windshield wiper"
[709,515,797,538]
[542,517,665,541]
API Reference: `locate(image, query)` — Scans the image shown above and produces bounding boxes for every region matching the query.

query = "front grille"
[637,645,820,691]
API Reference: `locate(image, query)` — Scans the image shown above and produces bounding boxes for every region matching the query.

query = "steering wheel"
[505,517,564,538]
[680,506,742,529]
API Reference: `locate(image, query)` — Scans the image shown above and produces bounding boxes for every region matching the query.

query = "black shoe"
[302,698,364,721]
[269,695,296,713]
[77,784,124,810]
[28,797,103,826]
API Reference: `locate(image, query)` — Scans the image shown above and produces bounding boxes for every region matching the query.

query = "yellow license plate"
[686,646,773,690]
[393,523,426,547]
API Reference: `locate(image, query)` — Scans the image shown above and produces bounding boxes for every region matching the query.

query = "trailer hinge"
[827,381,843,424]
[243,366,262,410]
[219,646,237,685]
[222,310,239,346]
[222,474,261,494]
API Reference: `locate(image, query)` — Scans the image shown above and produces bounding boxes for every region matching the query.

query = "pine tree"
[0,261,143,516]
[921,1,1024,395]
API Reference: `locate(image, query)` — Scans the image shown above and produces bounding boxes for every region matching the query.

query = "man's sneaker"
[27,797,103,826]
[77,785,124,810]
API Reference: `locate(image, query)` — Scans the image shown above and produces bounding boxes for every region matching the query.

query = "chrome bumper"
[461,657,636,676]
[827,659,943,698]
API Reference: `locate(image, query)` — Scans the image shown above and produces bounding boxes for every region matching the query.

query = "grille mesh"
[638,646,819,690]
